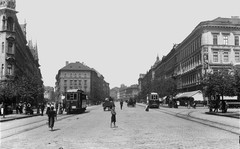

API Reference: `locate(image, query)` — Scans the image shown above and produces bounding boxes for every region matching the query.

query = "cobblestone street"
[0,104,239,149]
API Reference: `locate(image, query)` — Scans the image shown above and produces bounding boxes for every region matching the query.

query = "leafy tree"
[233,68,240,100]
[0,81,15,104]
[203,70,236,100]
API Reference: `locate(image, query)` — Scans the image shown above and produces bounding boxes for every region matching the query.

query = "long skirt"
[48,117,55,128]
[111,115,116,123]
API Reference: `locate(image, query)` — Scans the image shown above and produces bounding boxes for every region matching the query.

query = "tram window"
[67,94,71,100]
[152,95,158,99]
[74,93,77,100]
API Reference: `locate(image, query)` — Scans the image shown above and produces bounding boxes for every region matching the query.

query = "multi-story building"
[175,16,240,93]
[119,84,139,101]
[139,16,240,100]
[55,61,109,104]
[44,86,55,102]
[110,87,119,100]
[0,0,43,105]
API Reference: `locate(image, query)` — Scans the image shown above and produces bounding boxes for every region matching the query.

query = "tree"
[233,68,240,100]
[203,70,235,99]
[0,81,15,103]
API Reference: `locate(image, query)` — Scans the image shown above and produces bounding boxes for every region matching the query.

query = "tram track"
[0,105,100,140]
[137,104,240,135]
[0,110,92,140]
[0,114,71,132]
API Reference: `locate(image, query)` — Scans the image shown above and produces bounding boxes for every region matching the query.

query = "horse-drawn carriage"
[127,98,136,107]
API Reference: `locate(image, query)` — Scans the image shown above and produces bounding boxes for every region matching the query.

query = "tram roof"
[67,89,84,93]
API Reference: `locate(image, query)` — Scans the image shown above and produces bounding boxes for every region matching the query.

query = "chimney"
[66,61,69,66]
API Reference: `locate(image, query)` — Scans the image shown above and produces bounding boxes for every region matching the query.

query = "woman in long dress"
[48,106,57,130]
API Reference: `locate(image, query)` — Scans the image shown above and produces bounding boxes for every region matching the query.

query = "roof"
[66,89,84,93]
[60,62,92,71]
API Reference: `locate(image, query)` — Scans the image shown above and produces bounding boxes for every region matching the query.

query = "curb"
[0,114,41,122]
[205,112,240,119]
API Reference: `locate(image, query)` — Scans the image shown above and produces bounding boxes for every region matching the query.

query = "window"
[7,17,14,31]
[8,42,13,53]
[235,36,239,46]
[213,34,218,45]
[79,80,82,85]
[1,64,4,76]
[7,64,12,75]
[70,80,73,85]
[223,51,229,62]
[223,35,228,45]
[84,80,87,85]
[235,51,240,62]
[213,51,218,62]
[2,42,4,53]
[74,80,77,85]
[2,16,6,30]
[64,80,67,85]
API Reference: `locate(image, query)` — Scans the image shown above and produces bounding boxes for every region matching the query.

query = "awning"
[223,96,237,100]
[174,90,204,101]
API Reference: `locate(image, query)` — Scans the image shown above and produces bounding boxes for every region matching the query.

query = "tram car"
[147,92,160,108]
[65,89,87,114]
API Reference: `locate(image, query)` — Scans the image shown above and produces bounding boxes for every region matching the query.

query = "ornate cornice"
[0,0,16,10]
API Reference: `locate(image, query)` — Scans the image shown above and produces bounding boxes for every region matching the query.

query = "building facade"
[139,16,240,100]
[0,0,43,105]
[55,61,110,104]
[175,16,240,93]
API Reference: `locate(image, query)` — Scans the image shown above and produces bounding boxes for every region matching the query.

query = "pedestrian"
[47,106,57,131]
[46,103,51,115]
[120,99,123,110]
[19,103,23,114]
[16,103,19,114]
[0,102,5,118]
[110,106,117,128]
[41,103,45,116]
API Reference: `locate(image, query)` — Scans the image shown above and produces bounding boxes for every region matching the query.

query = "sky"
[15,0,240,89]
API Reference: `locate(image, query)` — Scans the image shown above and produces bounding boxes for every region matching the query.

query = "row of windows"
[2,16,15,31]
[181,54,201,73]
[1,41,14,54]
[1,64,13,76]
[213,33,239,46]
[182,72,201,86]
[212,50,240,63]
[64,80,88,85]
[63,73,89,78]
[180,37,202,60]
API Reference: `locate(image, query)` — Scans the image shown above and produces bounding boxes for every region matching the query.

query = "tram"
[147,92,160,108]
[65,89,87,114]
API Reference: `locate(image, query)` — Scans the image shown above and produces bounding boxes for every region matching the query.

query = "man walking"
[120,99,123,110]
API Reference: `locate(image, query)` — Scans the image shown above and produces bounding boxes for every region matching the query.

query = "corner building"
[139,16,240,100]
[175,17,240,93]
[55,61,110,104]
[0,0,43,104]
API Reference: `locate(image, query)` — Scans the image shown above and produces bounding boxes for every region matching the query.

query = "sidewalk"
[160,103,240,119]
[0,109,41,122]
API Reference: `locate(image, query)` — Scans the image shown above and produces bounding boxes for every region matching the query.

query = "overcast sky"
[15,0,240,89]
